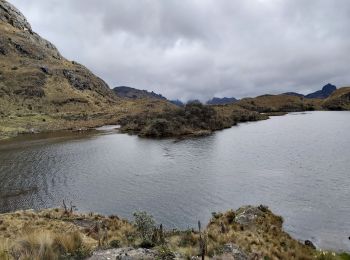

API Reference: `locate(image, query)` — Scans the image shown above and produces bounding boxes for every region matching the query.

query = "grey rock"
[212,243,248,260]
[113,86,167,100]
[0,0,61,59]
[235,206,264,226]
[88,247,157,260]
[62,68,112,97]
[305,240,316,249]
[0,45,6,55]
[40,66,49,74]
[0,0,32,31]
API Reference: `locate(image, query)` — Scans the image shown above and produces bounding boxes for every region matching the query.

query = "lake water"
[0,111,349,251]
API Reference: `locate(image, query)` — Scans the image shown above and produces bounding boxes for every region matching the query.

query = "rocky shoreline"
[0,205,348,259]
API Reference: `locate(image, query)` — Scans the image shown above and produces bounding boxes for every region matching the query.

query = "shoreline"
[1,205,348,259]
[1,108,349,142]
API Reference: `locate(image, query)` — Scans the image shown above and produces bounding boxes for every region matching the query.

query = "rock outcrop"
[113,86,167,100]
[88,248,158,260]
[212,243,248,260]
[234,205,264,226]
[0,0,31,31]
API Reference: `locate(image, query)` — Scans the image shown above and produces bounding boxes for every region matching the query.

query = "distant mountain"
[305,83,337,99]
[113,86,166,100]
[187,99,202,104]
[170,99,184,107]
[206,97,237,105]
[282,92,305,98]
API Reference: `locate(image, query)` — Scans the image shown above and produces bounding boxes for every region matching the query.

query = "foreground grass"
[0,206,348,259]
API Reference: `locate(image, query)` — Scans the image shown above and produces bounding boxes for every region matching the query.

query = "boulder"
[235,206,264,226]
[305,240,316,249]
[88,247,157,260]
[213,243,248,260]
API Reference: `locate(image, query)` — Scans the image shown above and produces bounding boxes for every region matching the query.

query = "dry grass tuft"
[11,230,89,260]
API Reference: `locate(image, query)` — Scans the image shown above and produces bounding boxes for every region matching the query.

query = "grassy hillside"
[0,0,176,139]
[235,94,323,113]
[322,87,350,110]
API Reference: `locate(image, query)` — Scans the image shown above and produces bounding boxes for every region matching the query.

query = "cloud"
[9,0,350,101]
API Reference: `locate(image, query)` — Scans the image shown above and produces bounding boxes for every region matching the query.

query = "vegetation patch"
[119,102,267,138]
[0,206,348,259]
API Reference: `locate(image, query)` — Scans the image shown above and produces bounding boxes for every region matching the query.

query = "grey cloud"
[9,0,350,101]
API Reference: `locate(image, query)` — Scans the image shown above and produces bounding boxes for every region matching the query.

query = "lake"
[0,111,349,251]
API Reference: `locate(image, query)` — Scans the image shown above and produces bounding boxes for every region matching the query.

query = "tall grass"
[11,231,89,260]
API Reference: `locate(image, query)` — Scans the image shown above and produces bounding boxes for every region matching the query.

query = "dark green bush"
[109,239,120,248]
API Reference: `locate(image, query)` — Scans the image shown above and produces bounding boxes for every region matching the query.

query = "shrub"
[139,240,155,249]
[225,210,236,224]
[211,212,223,219]
[157,245,176,260]
[109,239,120,248]
[133,211,156,243]
[178,230,197,247]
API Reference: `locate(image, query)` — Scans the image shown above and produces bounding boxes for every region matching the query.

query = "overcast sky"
[9,0,350,101]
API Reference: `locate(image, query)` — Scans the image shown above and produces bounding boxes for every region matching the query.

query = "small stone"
[305,240,316,249]
[213,243,248,260]
[40,67,49,74]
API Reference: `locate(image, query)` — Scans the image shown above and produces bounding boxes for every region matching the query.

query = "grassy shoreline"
[0,206,348,259]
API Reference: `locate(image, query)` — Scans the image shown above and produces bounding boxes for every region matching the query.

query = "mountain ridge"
[206,97,237,105]
[305,83,337,99]
[113,86,166,100]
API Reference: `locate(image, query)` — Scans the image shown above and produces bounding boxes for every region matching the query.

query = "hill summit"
[305,83,337,99]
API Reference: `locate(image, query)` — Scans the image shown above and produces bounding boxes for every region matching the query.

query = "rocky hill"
[113,86,166,100]
[305,83,337,99]
[0,0,174,139]
[0,0,117,134]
